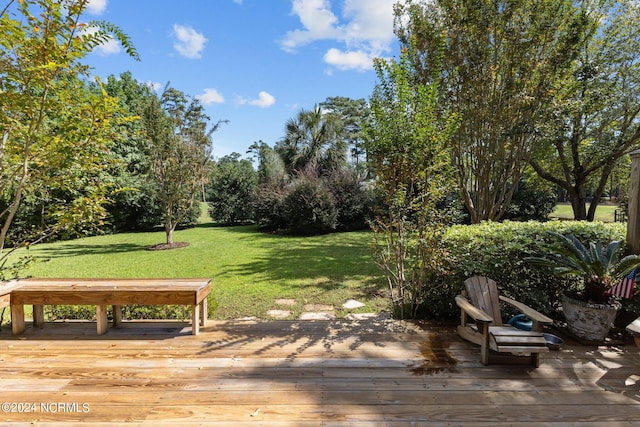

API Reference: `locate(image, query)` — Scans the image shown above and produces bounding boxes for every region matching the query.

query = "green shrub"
[207,153,258,224]
[325,169,373,231]
[254,170,372,235]
[420,220,625,319]
[503,180,557,221]
[46,305,98,320]
[282,176,337,235]
[107,184,200,233]
[106,182,163,232]
[45,297,218,322]
[438,178,557,225]
[253,184,288,231]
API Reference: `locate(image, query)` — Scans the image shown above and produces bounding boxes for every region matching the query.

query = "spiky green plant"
[528,233,640,304]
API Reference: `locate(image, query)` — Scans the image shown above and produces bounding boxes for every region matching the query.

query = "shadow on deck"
[1,318,639,425]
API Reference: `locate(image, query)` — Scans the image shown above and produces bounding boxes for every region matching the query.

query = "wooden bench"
[1,280,23,319]
[8,278,212,336]
[1,286,11,309]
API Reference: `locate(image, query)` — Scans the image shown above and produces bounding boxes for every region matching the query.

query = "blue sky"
[83,0,400,159]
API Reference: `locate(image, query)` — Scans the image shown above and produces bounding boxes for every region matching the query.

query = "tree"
[394,0,595,223]
[319,96,369,168]
[275,105,346,175]
[206,153,258,224]
[250,98,374,235]
[364,41,459,318]
[102,72,160,231]
[1,79,120,242]
[247,140,287,186]
[0,0,137,262]
[529,0,640,220]
[143,86,224,246]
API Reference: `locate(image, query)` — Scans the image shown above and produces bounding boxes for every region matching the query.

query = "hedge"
[419,220,626,319]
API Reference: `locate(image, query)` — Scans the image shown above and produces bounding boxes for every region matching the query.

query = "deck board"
[1,319,639,425]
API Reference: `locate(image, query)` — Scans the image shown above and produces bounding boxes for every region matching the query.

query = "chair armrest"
[499,295,553,325]
[626,318,640,336]
[455,295,493,323]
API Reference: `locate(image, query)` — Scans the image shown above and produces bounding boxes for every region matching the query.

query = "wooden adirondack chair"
[626,317,640,348]
[455,276,553,367]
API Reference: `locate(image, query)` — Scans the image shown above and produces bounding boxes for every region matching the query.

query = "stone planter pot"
[562,295,621,342]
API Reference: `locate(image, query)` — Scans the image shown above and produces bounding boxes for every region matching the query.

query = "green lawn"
[5,223,388,320]
[550,202,620,222]
[3,201,620,324]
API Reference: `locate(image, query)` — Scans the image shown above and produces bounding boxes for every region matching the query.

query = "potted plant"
[528,233,640,342]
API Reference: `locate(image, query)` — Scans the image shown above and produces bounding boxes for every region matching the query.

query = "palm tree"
[276,106,347,175]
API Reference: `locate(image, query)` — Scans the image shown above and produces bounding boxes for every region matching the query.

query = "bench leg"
[113,305,122,327]
[192,303,200,335]
[33,305,45,328]
[96,305,108,335]
[11,304,25,335]
[200,298,207,327]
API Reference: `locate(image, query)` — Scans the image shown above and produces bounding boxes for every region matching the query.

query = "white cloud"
[196,88,225,105]
[95,38,121,55]
[232,0,243,4]
[323,48,372,71]
[249,91,276,108]
[236,91,276,108]
[280,0,341,52]
[86,0,107,15]
[280,0,395,71]
[173,24,207,59]
[342,0,395,51]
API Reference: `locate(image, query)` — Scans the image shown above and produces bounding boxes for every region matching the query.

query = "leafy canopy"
[0,0,137,265]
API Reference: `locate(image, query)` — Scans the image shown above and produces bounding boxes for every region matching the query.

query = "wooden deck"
[1,317,639,425]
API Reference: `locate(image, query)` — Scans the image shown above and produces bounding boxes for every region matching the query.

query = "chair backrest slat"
[464,276,502,326]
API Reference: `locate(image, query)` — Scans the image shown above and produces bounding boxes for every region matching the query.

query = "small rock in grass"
[343,299,365,309]
[267,310,291,318]
[300,312,335,320]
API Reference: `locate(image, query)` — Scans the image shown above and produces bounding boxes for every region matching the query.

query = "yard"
[1,206,640,424]
[3,217,388,322]
[551,202,621,222]
[2,1,639,424]
[0,201,627,327]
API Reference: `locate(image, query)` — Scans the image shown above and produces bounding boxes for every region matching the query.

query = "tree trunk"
[586,162,616,221]
[569,184,588,221]
[165,203,174,244]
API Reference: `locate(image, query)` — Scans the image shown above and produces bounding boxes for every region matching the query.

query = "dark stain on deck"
[412,333,458,375]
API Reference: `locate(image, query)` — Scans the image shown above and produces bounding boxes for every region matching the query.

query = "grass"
[6,220,389,321]
[550,202,620,222]
[3,201,621,325]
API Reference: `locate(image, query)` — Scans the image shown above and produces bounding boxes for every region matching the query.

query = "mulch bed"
[147,242,190,251]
